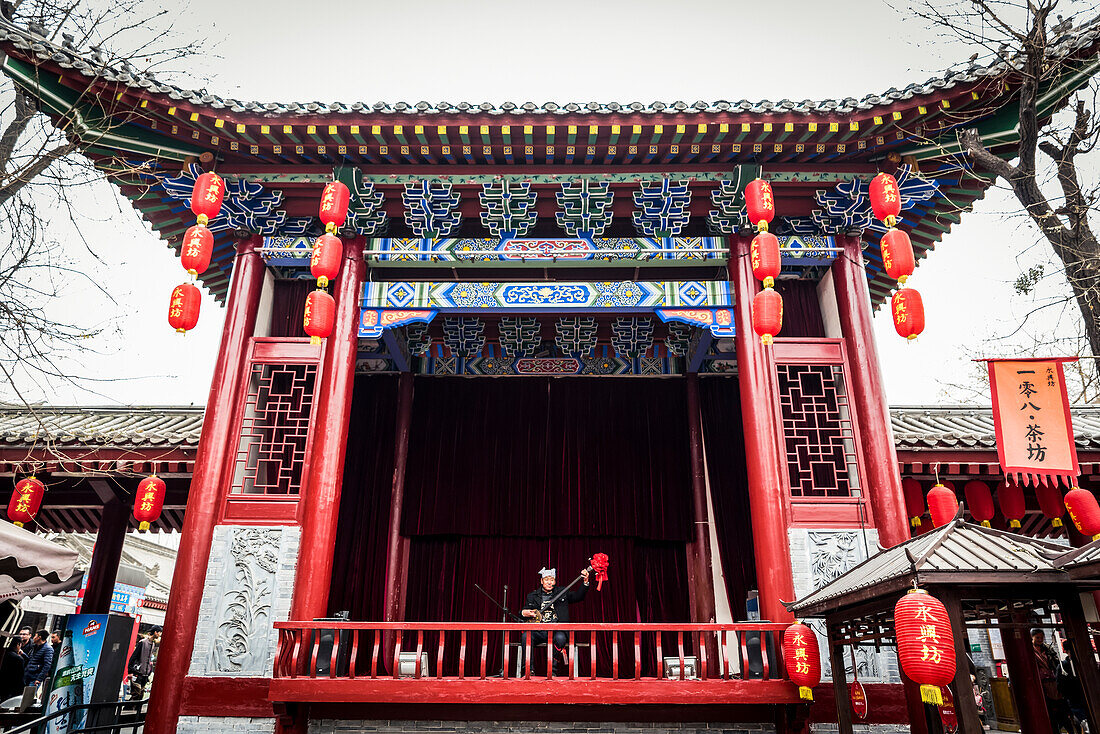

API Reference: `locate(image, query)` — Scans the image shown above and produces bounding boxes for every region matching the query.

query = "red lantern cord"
[927,483,959,528]
[783,623,821,701]
[895,588,956,706]
[134,475,166,531]
[998,480,1026,529]
[1036,484,1066,528]
[963,480,995,527]
[172,170,224,333]
[1065,487,1100,540]
[752,287,783,346]
[7,477,43,527]
[902,477,925,529]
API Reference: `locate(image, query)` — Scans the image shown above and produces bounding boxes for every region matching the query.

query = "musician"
[521,567,589,675]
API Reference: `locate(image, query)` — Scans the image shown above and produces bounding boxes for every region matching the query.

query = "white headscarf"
[539,567,556,579]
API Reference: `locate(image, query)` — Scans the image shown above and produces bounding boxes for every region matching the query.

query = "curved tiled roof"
[0,405,203,448]
[0,16,1096,119]
[891,405,1100,451]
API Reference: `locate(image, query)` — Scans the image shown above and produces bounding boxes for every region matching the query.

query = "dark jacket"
[0,649,24,700]
[22,641,52,686]
[523,583,589,623]
[128,637,155,677]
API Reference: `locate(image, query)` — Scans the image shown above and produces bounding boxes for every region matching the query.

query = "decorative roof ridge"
[2,15,1098,119]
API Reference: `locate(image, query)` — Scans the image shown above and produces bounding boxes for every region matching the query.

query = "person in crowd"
[49,631,60,649]
[15,627,30,654]
[21,630,52,691]
[0,638,24,702]
[127,626,161,699]
[1032,629,1076,734]
[1058,640,1087,734]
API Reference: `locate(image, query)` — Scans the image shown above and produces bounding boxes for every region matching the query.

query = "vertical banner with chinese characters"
[987,358,1079,486]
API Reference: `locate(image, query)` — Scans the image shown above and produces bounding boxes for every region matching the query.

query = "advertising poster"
[45,615,108,734]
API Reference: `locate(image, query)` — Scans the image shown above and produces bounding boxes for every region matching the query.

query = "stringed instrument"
[525,554,609,623]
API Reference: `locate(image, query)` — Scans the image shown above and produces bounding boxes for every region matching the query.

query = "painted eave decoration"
[0,16,1098,304]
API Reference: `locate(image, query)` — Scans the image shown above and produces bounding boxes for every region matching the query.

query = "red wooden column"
[731,234,795,624]
[831,235,909,548]
[383,371,415,622]
[291,238,366,621]
[1001,617,1055,734]
[685,373,716,623]
[145,236,266,734]
[80,497,129,613]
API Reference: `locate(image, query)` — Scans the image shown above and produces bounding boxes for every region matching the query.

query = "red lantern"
[894,588,956,705]
[8,477,44,527]
[133,475,166,531]
[869,172,901,225]
[744,178,776,231]
[902,477,925,529]
[963,480,995,527]
[782,623,821,701]
[998,480,1025,529]
[168,283,201,334]
[750,231,781,288]
[181,224,213,276]
[319,181,351,233]
[1036,483,1066,528]
[891,288,925,340]
[1065,487,1100,539]
[190,172,225,225]
[303,288,335,345]
[752,287,783,346]
[928,483,959,527]
[311,233,343,288]
[880,228,915,285]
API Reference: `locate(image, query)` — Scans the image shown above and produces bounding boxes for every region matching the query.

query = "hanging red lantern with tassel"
[881,228,916,285]
[963,481,995,527]
[895,588,956,706]
[752,287,783,346]
[744,178,776,231]
[891,288,925,340]
[190,171,225,225]
[998,480,1025,529]
[783,622,821,702]
[133,476,166,531]
[319,181,351,233]
[750,231,781,288]
[311,233,343,288]
[8,477,43,527]
[303,289,335,345]
[902,477,925,529]
[1036,484,1066,528]
[168,283,201,334]
[928,483,959,527]
[181,224,213,276]
[1065,487,1100,540]
[869,172,902,226]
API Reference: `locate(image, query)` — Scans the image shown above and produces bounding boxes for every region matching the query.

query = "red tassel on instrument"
[591,553,610,590]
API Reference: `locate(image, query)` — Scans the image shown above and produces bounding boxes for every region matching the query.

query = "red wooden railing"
[273,621,790,683]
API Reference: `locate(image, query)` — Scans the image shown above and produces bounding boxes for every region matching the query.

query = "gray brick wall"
[188,524,301,677]
[309,723,776,734]
[811,726,909,733]
[177,715,275,733]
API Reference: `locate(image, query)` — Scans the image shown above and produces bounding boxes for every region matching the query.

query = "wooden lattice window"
[775,362,861,499]
[222,338,323,522]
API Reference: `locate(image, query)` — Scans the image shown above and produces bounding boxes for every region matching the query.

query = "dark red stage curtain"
[327,375,399,619]
[269,279,311,337]
[776,279,826,338]
[698,376,757,619]
[401,377,692,542]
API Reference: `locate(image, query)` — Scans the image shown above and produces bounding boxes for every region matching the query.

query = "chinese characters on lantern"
[988,359,1079,486]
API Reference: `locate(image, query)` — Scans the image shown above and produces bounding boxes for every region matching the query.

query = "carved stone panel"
[189,525,300,677]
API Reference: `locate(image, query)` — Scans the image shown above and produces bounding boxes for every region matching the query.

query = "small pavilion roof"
[0,404,203,450]
[789,519,1090,617]
[891,404,1100,452]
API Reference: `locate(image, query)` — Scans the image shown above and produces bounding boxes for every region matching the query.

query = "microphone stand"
[474,583,521,677]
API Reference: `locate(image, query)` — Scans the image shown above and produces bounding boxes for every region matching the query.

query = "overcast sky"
[14,0,1095,406]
